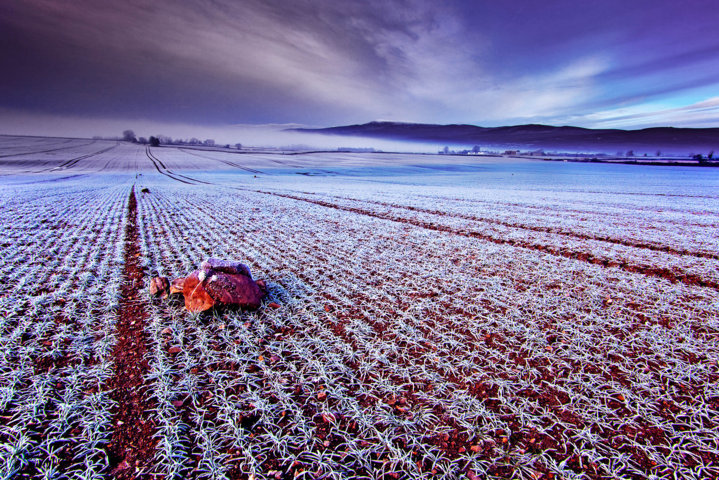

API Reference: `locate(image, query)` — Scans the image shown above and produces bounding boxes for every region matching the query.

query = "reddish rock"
[149,277,170,298]
[176,259,266,312]
[182,270,216,312]
[203,271,264,310]
[170,277,185,294]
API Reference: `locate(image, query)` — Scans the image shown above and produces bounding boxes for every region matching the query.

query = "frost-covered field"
[1,136,719,479]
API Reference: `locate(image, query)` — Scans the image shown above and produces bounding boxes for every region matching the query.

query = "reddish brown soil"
[106,187,157,479]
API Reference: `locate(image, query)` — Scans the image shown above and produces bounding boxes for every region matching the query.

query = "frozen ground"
[1,135,718,479]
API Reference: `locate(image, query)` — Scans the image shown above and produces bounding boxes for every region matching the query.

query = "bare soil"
[106,187,157,479]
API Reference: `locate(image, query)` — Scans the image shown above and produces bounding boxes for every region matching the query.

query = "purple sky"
[1,0,718,138]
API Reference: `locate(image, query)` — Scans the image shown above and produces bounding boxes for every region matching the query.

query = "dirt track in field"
[145,146,213,185]
[107,187,156,479]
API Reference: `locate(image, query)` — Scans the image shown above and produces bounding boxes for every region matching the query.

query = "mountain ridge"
[289,121,719,153]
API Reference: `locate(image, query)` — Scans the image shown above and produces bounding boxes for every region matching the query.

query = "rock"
[149,277,170,298]
[182,270,216,312]
[200,258,252,278]
[202,270,263,310]
[170,277,185,294]
[141,187,150,194]
[178,259,266,312]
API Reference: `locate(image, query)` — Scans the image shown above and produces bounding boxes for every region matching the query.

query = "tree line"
[121,130,241,149]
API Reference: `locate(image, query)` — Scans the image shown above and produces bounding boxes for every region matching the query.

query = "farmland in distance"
[1,135,719,479]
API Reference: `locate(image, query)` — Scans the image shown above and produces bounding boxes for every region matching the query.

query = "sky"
[1,0,719,142]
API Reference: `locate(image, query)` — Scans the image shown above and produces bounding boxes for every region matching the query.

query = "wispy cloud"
[2,0,719,132]
[569,97,719,129]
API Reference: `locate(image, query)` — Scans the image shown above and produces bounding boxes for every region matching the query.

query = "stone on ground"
[149,277,170,298]
[176,258,266,312]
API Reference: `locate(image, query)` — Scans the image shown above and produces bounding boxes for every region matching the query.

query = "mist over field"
[0,111,434,152]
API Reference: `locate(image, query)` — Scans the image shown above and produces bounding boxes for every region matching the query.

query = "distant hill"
[290,121,719,154]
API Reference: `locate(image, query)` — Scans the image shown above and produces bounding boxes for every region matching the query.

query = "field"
[1,135,718,479]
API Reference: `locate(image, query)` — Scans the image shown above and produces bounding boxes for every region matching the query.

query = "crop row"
[251,187,719,287]
[0,180,131,478]
[264,177,719,252]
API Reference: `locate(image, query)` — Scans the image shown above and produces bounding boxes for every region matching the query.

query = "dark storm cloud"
[1,0,719,131]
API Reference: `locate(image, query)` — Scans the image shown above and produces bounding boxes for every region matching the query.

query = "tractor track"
[0,138,95,158]
[145,146,212,185]
[46,143,120,172]
[179,147,267,174]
